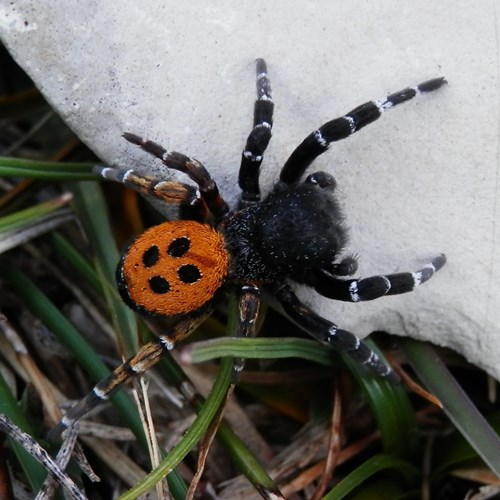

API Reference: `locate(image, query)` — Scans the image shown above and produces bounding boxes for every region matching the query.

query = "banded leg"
[232,284,261,383]
[123,133,229,219]
[48,310,210,440]
[238,58,274,205]
[94,166,209,221]
[280,77,447,184]
[306,254,446,302]
[271,283,399,383]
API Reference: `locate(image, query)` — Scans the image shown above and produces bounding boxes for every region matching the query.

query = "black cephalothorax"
[221,173,348,282]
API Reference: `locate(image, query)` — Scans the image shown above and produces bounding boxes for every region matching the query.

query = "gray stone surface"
[1,1,498,379]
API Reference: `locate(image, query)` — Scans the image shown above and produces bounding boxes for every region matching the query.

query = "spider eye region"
[117,221,229,316]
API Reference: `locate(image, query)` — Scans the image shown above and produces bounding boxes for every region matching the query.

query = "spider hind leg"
[48,311,210,440]
[272,283,398,382]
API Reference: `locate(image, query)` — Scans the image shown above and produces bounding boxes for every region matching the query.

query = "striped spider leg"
[94,165,210,221]
[122,133,229,220]
[48,309,212,439]
[303,254,447,303]
[238,58,274,205]
[280,76,447,184]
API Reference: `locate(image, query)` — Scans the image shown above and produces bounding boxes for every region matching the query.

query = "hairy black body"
[221,173,347,282]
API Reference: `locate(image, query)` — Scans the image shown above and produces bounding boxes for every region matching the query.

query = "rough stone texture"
[1,2,498,378]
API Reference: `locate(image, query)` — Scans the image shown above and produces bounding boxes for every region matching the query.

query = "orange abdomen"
[117,220,230,317]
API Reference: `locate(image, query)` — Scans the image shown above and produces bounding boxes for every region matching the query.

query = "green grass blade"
[0,156,95,180]
[0,194,72,233]
[186,336,336,366]
[432,413,500,477]
[400,338,500,476]
[0,212,74,254]
[0,194,73,254]
[119,357,233,499]
[49,232,104,292]
[0,372,47,491]
[323,454,419,499]
[341,338,418,457]
[216,422,283,497]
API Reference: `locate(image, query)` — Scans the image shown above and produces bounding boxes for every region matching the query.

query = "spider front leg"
[271,283,398,382]
[48,309,211,440]
[280,77,447,184]
[123,133,228,219]
[305,254,446,302]
[238,58,274,205]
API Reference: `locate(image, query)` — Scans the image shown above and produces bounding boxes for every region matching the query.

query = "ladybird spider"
[50,59,446,437]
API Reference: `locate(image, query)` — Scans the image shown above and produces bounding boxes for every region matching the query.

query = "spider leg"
[47,309,211,440]
[280,77,447,184]
[238,58,274,205]
[94,166,209,221]
[271,283,398,382]
[305,254,446,302]
[123,133,229,220]
[232,284,261,382]
[330,255,359,277]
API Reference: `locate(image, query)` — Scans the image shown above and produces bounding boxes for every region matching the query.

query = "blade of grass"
[0,194,73,254]
[433,413,500,476]
[216,422,285,499]
[341,337,418,457]
[323,454,419,499]
[0,194,72,233]
[185,336,336,366]
[0,210,74,254]
[156,349,286,495]
[0,372,47,491]
[0,156,95,180]
[400,337,500,476]
[119,357,234,500]
[49,232,104,292]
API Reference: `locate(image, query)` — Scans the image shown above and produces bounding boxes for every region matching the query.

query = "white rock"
[0,1,498,379]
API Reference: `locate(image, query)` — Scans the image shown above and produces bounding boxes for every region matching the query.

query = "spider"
[50,59,446,438]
